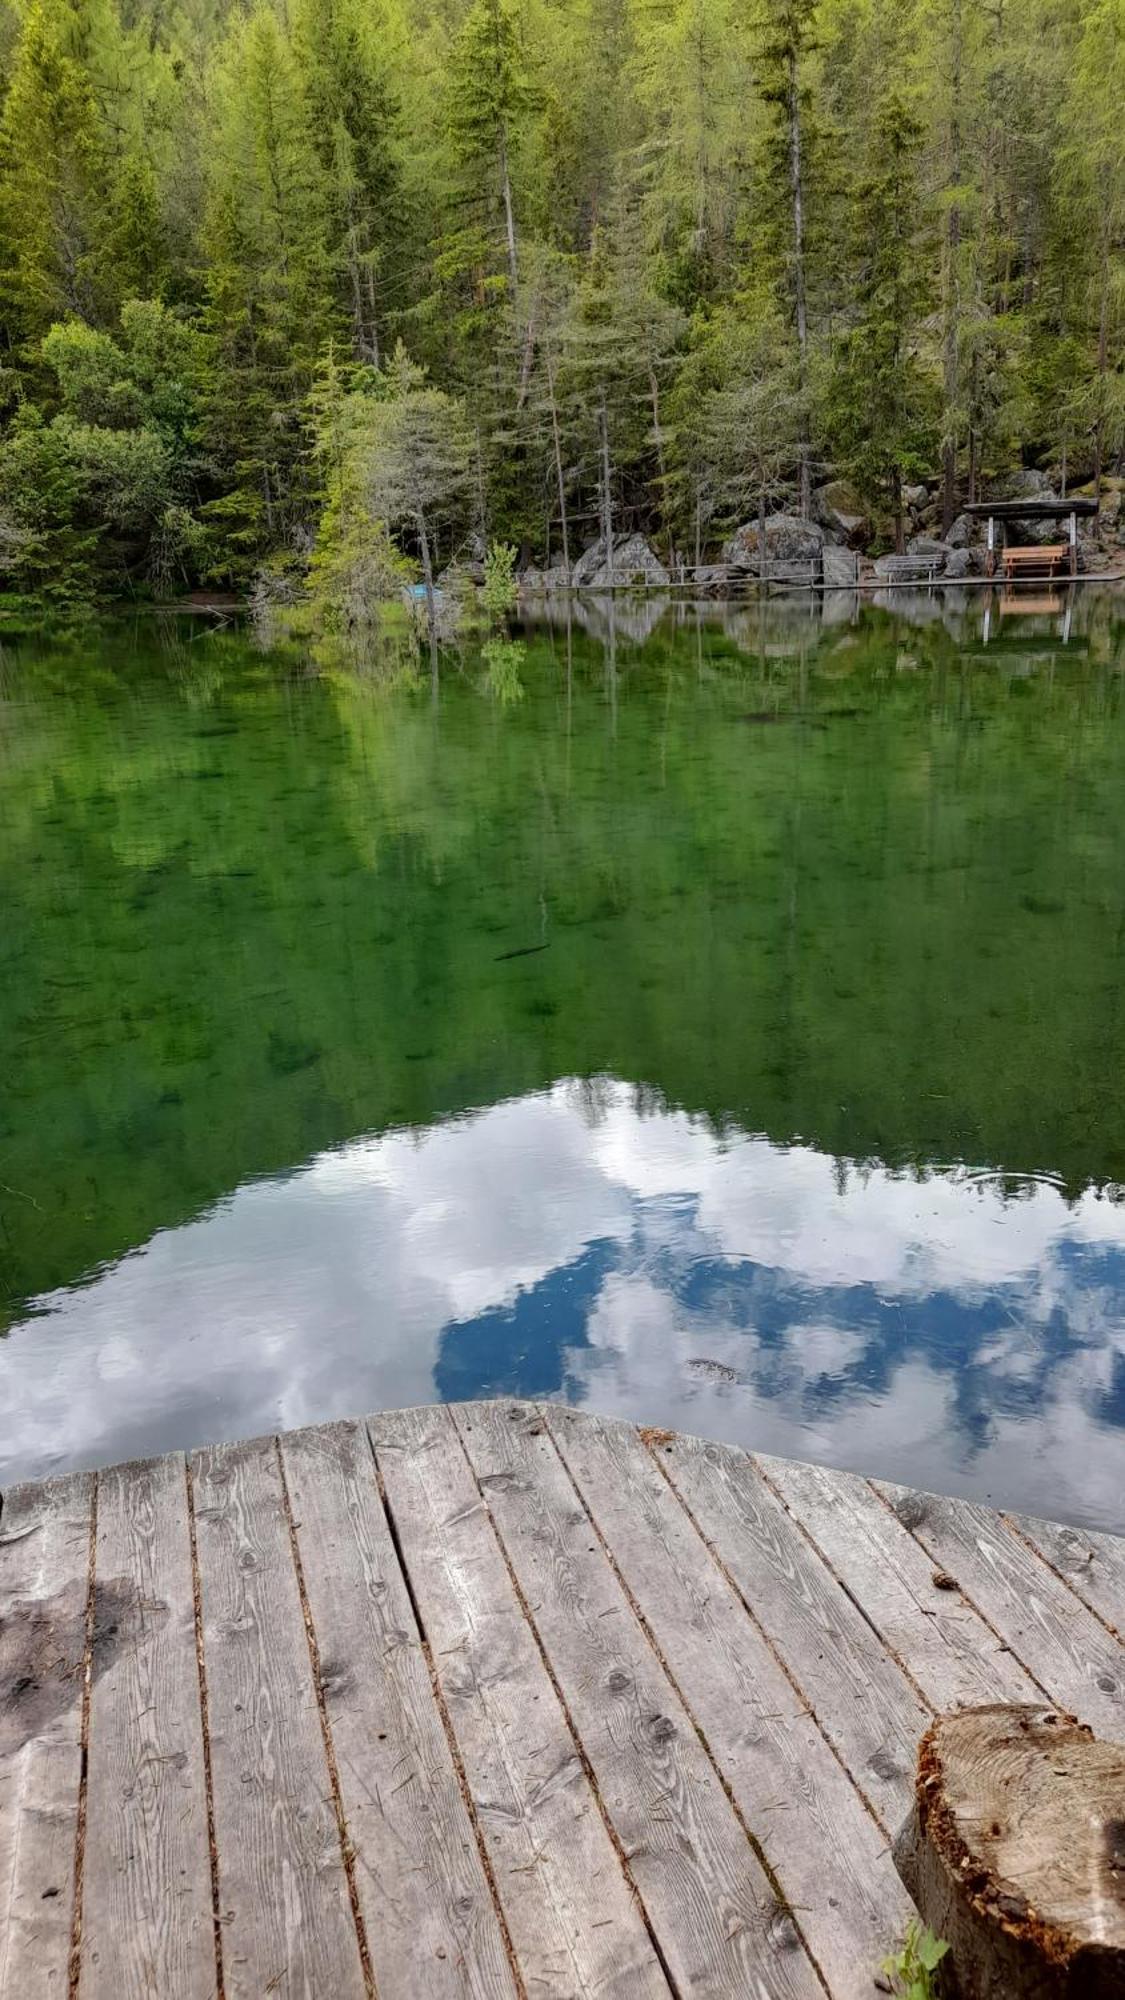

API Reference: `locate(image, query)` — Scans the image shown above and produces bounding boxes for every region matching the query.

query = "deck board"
[2,1400,1123,2000]
[371,1402,669,2000]
[80,1454,213,2000]
[873,1479,1125,1736]
[546,1406,911,2000]
[455,1400,821,2000]
[658,1429,929,1829]
[278,1420,515,2000]
[0,1471,93,2000]
[757,1453,1042,1711]
[190,1435,368,2000]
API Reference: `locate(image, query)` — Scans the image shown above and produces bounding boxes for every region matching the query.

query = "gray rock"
[813,480,868,548]
[906,534,952,558]
[571,539,607,586]
[903,483,929,510]
[821,544,859,588]
[947,512,972,548]
[943,547,973,579]
[724,512,825,568]
[1004,467,1051,499]
[692,564,735,592]
[574,533,670,588]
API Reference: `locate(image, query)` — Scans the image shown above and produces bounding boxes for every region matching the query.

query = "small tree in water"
[360,343,473,656]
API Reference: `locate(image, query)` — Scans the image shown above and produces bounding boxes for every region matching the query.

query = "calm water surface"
[2,589,1124,1526]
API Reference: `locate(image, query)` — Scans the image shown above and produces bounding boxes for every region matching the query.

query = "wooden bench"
[1001,543,1067,578]
[877,553,945,583]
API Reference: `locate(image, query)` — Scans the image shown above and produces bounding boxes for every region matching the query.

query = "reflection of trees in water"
[1,595,1123,1325]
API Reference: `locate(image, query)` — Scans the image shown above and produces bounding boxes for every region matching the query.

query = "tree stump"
[894,1705,1125,1998]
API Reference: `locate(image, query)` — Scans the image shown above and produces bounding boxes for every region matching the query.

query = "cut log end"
[894,1705,1125,1999]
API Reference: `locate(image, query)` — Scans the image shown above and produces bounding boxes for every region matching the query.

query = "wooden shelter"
[964,497,1099,577]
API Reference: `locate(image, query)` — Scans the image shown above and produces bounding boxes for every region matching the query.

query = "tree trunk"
[787,45,811,522]
[416,508,438,657]
[892,463,905,555]
[1093,203,1109,499]
[895,1705,1125,1999]
[545,343,570,575]
[649,366,674,566]
[499,126,519,296]
[598,392,614,582]
[941,0,963,536]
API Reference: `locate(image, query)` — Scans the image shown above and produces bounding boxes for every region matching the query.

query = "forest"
[0,0,1122,613]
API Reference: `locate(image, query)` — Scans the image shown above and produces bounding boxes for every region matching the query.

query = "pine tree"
[293,0,403,366]
[826,87,938,551]
[198,3,338,576]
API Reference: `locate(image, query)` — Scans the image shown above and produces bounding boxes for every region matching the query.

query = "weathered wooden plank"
[79,1454,214,2000]
[454,1400,822,2000]
[548,1405,909,2000]
[1003,1509,1125,1640]
[873,1480,1125,1737]
[190,1434,367,2000]
[658,1430,929,1829]
[370,1403,669,2000]
[279,1421,515,2000]
[0,1470,93,2000]
[757,1454,1040,1710]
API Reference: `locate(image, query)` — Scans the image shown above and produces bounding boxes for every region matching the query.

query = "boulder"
[574,534,670,588]
[1003,467,1052,499]
[947,512,972,548]
[571,539,607,586]
[692,564,736,593]
[903,483,929,511]
[906,534,952,559]
[724,512,825,569]
[813,480,868,547]
[821,544,859,588]
[943,546,973,579]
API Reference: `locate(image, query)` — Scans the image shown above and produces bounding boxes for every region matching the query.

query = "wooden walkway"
[2,1400,1123,2000]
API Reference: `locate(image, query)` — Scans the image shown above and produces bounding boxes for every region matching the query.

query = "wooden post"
[985,515,995,578]
[1069,510,1077,578]
[895,1706,1125,1999]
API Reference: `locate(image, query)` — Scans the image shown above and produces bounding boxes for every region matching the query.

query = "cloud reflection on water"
[3,1077,1123,1528]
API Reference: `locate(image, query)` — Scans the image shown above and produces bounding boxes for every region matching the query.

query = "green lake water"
[2,588,1124,1525]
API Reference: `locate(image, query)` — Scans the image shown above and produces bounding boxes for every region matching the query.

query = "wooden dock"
[2,1399,1123,1999]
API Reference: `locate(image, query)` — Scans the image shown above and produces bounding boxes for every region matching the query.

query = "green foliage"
[481,539,518,613]
[880,1922,950,2000]
[825,88,938,545]
[0,0,1122,606]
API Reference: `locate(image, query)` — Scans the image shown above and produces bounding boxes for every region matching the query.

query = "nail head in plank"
[873,1480,1125,1736]
[547,1406,911,2000]
[0,1471,93,2000]
[279,1421,516,2000]
[190,1434,368,2000]
[370,1402,670,2000]
[79,1454,214,2000]
[454,1400,822,2000]
[657,1430,929,1829]
[756,1453,1040,1710]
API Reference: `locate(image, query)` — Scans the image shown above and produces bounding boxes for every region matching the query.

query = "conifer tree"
[826,87,937,551]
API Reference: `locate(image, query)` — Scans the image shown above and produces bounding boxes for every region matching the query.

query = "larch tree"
[359,343,474,649]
